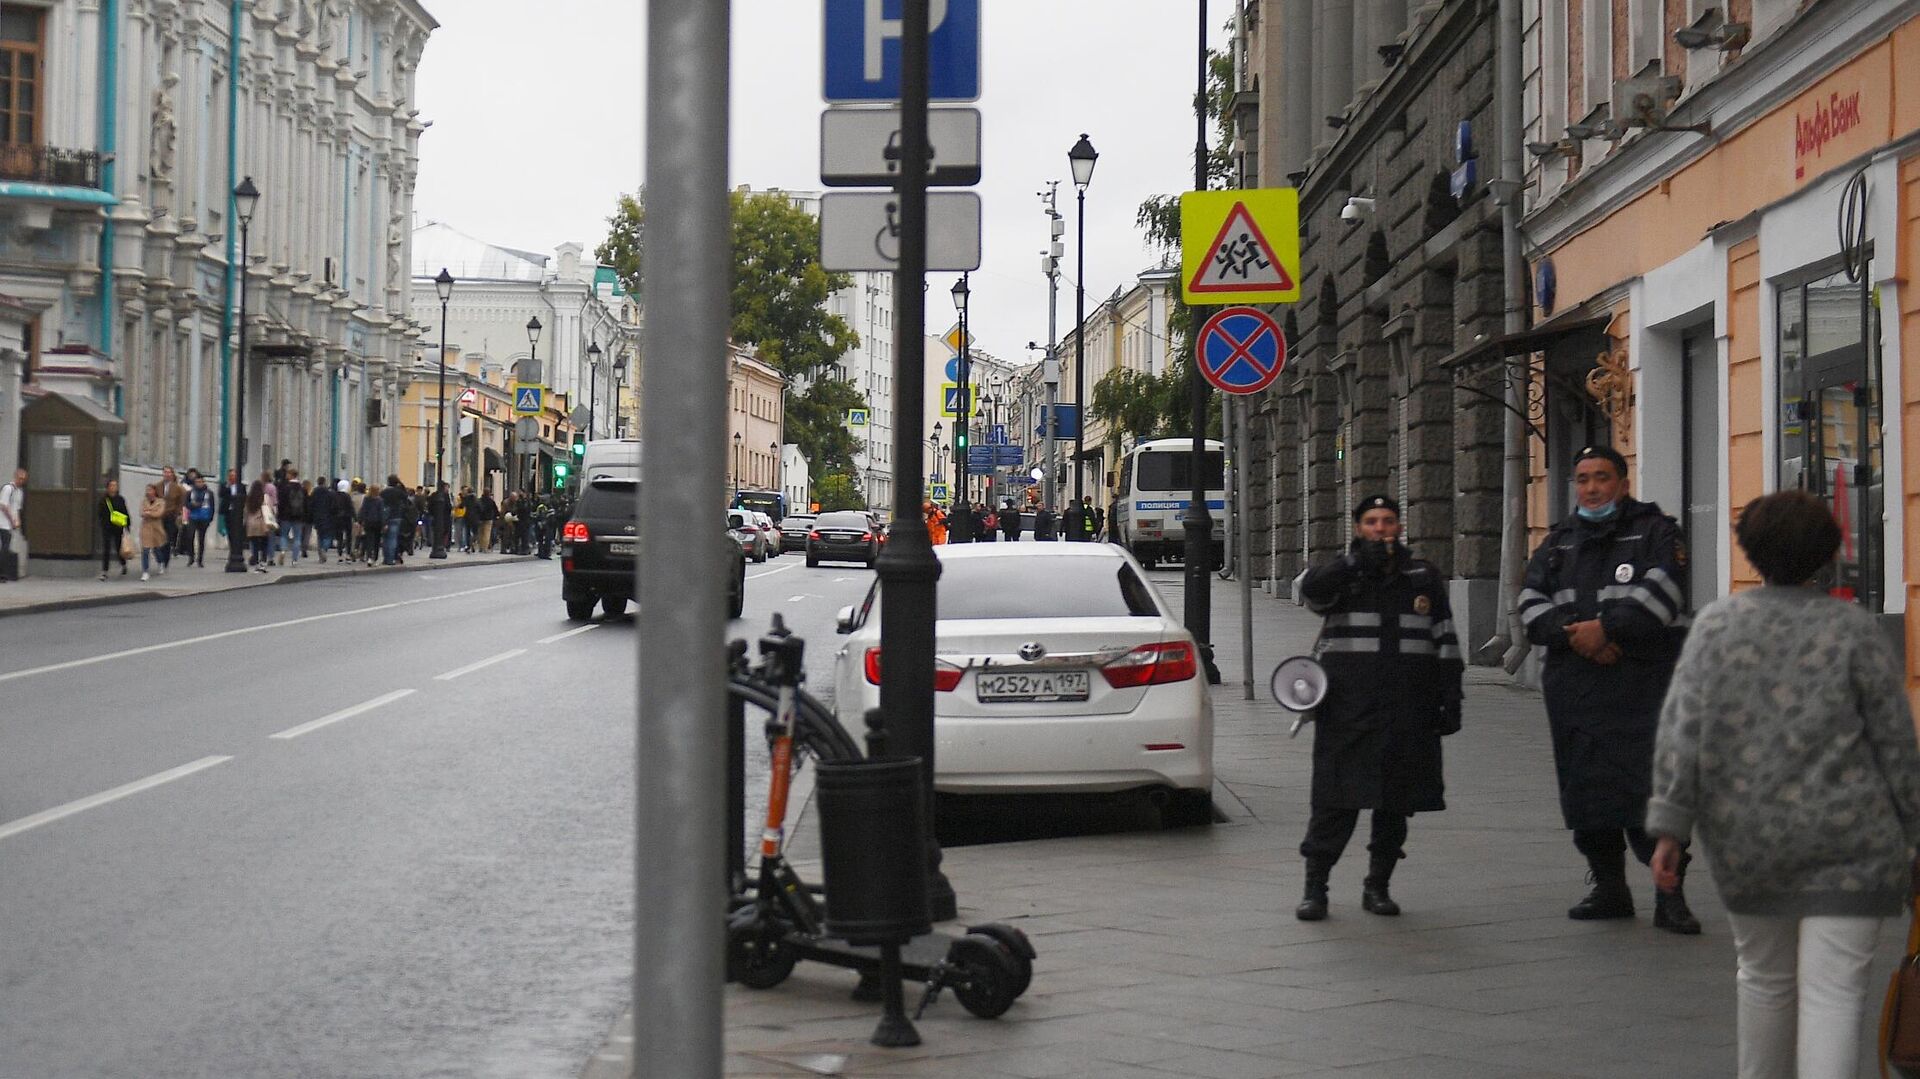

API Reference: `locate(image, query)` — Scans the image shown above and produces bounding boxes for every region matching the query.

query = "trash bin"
[814,755,931,945]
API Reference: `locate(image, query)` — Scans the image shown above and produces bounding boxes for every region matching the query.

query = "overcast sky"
[413,1,1224,365]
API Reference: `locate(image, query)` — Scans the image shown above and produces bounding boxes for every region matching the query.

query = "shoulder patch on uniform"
[1413,594,1432,615]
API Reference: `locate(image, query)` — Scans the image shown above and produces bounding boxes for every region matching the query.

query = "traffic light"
[553,461,569,484]
[570,433,586,458]
[956,430,968,450]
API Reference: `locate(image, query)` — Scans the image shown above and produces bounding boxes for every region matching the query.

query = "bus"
[732,489,787,522]
[1109,438,1226,569]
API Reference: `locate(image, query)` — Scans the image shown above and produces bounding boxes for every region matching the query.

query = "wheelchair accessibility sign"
[513,383,545,416]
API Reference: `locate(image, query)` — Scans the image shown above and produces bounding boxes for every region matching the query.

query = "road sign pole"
[874,0,957,923]
[1184,0,1220,684]
[636,0,729,1072]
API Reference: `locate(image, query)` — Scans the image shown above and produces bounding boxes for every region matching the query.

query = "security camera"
[1340,196,1376,225]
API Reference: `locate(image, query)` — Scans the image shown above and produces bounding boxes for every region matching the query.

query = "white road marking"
[434,648,528,681]
[0,756,233,842]
[746,563,799,581]
[0,576,544,686]
[269,689,416,741]
[536,624,601,645]
[786,594,821,602]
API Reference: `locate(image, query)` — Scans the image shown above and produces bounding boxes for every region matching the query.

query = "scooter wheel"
[945,935,1020,1018]
[727,925,798,989]
[964,925,1034,997]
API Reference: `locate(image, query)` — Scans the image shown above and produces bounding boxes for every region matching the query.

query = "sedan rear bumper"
[933,708,1214,795]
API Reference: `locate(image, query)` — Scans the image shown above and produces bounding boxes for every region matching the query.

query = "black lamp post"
[586,341,602,441]
[929,421,943,483]
[612,352,629,437]
[1067,134,1097,513]
[949,275,972,541]
[731,430,742,491]
[431,268,454,558]
[525,316,542,493]
[225,175,260,574]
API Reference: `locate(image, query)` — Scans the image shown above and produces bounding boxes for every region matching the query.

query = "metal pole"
[225,216,251,573]
[1184,0,1217,678]
[1237,396,1254,699]
[1045,186,1061,515]
[636,0,727,1071]
[436,301,447,486]
[1073,188,1086,507]
[877,0,956,922]
[1495,0,1530,672]
[953,274,971,540]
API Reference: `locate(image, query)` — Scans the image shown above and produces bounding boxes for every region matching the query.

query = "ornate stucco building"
[2,0,437,507]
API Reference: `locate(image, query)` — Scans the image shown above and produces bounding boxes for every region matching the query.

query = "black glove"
[1436,696,1462,736]
[1356,539,1392,574]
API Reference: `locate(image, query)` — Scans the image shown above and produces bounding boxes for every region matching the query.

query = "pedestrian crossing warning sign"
[1180,188,1300,305]
[513,383,545,416]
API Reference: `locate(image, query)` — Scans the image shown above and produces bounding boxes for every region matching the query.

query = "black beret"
[1353,495,1400,522]
[1573,445,1628,475]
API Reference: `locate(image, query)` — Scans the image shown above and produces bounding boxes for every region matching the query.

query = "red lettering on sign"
[1794,90,1863,180]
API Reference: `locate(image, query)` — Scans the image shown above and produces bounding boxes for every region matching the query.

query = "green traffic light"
[571,439,585,457]
[554,463,569,479]
[957,433,968,449]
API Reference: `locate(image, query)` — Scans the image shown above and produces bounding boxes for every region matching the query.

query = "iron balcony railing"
[0,144,104,189]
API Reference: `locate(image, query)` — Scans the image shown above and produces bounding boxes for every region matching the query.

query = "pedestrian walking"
[1647,490,1920,1078]
[975,503,996,542]
[357,481,385,564]
[429,481,452,553]
[1293,495,1462,920]
[1518,445,1699,932]
[310,478,337,562]
[137,483,170,581]
[158,466,186,561]
[1063,498,1093,541]
[1000,498,1022,542]
[182,472,215,567]
[244,480,276,571]
[98,478,130,579]
[218,468,247,563]
[1033,505,1056,541]
[0,466,24,581]
[476,487,498,553]
[923,500,947,545]
[275,467,307,563]
[379,475,409,565]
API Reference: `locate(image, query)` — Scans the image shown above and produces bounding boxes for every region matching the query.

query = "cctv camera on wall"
[1339,196,1377,225]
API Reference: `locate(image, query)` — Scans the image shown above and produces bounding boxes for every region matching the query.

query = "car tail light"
[562,520,590,542]
[810,530,822,540]
[861,532,873,541]
[1100,641,1198,688]
[864,648,963,691]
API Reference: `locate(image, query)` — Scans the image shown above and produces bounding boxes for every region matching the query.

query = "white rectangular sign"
[820,107,982,187]
[819,191,981,272]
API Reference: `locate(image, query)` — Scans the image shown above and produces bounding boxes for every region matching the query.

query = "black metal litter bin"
[815,755,931,945]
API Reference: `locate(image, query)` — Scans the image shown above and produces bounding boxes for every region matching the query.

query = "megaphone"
[1269,655,1329,738]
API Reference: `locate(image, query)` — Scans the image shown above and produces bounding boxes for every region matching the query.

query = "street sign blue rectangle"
[1035,404,1081,440]
[823,0,981,103]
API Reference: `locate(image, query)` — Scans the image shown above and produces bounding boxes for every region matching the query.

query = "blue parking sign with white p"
[823,0,981,103]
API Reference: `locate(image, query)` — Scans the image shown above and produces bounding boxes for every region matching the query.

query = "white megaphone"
[1269,655,1329,738]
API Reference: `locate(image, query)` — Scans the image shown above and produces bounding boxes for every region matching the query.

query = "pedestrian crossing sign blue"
[513,383,545,416]
[847,407,870,427]
[940,382,975,417]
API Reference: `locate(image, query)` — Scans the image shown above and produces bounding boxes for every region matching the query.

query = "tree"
[813,472,864,512]
[597,189,868,476]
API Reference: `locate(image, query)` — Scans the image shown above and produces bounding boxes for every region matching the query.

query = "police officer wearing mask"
[1518,445,1699,934]
[1294,495,1463,921]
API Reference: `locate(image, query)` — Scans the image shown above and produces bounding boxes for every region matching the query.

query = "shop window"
[0,5,43,150]
[1774,262,1882,610]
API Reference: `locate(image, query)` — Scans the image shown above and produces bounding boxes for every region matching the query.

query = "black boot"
[1361,855,1401,916]
[1296,863,1331,922]
[1653,854,1702,935]
[1567,871,1636,920]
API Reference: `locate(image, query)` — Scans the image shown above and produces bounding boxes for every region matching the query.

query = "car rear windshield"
[937,556,1159,619]
[815,512,871,530]
[575,479,637,521]
[780,515,816,529]
[1136,450,1225,492]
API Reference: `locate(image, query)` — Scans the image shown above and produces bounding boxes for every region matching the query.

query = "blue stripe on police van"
[1134,500,1228,511]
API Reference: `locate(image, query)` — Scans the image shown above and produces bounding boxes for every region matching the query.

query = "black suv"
[561,478,746,621]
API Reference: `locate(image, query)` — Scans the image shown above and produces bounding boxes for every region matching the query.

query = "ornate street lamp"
[586,341,603,441]
[430,268,454,559]
[524,316,542,493]
[949,275,972,541]
[225,176,261,574]
[1067,134,1097,509]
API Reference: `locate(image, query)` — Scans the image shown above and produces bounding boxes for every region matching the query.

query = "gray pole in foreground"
[1494,0,1530,672]
[636,1,728,1073]
[1184,0,1218,677]
[1237,395,1254,700]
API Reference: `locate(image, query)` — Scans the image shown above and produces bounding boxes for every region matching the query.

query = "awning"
[1437,310,1612,371]
[483,448,504,472]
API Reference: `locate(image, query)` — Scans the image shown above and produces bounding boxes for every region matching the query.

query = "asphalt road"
[0,555,873,1079]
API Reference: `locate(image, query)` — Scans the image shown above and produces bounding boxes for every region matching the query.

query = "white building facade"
[0,0,438,491]
[408,222,640,456]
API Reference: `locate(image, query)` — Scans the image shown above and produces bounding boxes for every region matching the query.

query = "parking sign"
[823,0,981,103]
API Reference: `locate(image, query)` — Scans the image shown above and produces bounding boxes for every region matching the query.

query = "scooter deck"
[782,930,954,978]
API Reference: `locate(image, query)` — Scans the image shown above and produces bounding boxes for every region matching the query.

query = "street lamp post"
[431,268,454,559]
[586,341,602,442]
[225,176,260,574]
[612,352,629,437]
[524,316,542,495]
[928,421,943,484]
[949,276,972,541]
[731,431,742,491]
[1068,134,1098,512]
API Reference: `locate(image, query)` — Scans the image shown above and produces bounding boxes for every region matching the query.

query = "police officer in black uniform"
[1518,445,1699,934]
[1294,495,1463,921]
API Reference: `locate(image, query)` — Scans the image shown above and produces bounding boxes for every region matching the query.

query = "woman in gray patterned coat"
[1648,490,1920,1079]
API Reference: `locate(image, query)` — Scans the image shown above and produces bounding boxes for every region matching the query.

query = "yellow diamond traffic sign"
[941,322,974,354]
[1180,188,1301,305]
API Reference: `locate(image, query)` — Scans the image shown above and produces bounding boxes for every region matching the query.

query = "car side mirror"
[835,605,856,634]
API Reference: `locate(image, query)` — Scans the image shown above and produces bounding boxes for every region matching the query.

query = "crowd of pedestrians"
[919,496,1102,544]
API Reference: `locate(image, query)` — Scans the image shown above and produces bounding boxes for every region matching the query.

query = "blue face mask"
[1576,501,1619,522]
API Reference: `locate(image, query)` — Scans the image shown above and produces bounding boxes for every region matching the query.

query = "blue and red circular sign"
[1197,306,1286,395]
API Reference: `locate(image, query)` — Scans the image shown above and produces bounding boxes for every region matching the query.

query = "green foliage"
[598,192,646,299]
[784,376,868,482]
[813,472,864,512]
[1091,361,1220,450]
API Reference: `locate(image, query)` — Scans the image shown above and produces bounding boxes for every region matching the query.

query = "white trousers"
[1727,912,1884,1079]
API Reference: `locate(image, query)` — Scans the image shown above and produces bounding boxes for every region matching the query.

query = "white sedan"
[831,544,1214,822]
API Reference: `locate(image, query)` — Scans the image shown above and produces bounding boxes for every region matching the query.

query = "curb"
[0,553,541,620]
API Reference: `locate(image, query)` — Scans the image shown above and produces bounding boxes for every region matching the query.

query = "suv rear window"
[574,479,638,521]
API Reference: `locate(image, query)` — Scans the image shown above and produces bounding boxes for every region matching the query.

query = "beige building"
[396,343,577,495]
[728,346,785,495]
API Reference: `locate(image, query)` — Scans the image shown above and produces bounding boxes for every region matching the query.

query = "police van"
[1109,437,1227,569]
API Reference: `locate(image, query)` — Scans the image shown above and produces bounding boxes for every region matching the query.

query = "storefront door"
[1680,330,1719,610]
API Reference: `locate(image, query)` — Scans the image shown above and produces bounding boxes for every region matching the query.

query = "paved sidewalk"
[593,575,1906,1078]
[0,543,532,618]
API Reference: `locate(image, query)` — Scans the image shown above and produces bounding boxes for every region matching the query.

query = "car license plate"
[976,669,1090,703]
[607,540,636,556]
